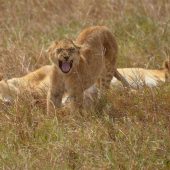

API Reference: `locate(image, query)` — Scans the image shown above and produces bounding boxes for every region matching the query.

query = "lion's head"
[47,39,81,75]
[164,60,170,82]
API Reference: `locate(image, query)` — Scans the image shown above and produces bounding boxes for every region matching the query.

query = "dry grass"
[0,0,170,169]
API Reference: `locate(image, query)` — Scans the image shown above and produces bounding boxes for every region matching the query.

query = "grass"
[0,0,170,169]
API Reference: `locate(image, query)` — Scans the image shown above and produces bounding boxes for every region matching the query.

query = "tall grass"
[0,0,170,169]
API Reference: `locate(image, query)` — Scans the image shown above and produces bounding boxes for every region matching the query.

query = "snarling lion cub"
[47,26,129,113]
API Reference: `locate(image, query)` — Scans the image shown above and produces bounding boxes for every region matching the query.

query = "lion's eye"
[56,48,63,53]
[68,48,76,53]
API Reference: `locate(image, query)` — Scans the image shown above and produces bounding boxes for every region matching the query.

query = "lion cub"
[47,26,129,113]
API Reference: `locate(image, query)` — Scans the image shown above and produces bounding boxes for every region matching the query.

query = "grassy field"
[0,0,170,169]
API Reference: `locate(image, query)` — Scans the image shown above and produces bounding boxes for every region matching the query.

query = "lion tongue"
[61,62,71,72]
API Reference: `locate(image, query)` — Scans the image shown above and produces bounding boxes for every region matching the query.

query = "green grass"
[0,0,170,169]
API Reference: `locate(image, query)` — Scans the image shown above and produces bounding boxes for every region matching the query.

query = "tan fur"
[47,26,129,113]
[0,65,52,103]
[111,60,170,88]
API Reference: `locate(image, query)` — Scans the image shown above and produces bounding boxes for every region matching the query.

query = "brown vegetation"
[0,0,170,169]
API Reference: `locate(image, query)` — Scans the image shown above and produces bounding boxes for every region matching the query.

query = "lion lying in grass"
[98,60,170,89]
[0,65,52,104]
[46,26,129,113]
[0,60,169,105]
[113,60,170,88]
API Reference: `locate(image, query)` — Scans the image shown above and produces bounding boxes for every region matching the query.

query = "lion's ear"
[164,60,170,71]
[46,41,58,54]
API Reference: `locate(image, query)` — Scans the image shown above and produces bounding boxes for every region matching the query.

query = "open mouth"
[59,60,73,73]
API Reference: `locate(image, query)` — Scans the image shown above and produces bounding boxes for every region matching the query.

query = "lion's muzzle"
[59,60,73,73]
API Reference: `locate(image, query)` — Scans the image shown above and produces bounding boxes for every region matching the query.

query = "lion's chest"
[64,64,103,92]
[65,76,96,93]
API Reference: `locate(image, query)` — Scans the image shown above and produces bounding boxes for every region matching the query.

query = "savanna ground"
[0,0,170,169]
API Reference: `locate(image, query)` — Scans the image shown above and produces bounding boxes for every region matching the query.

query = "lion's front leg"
[68,89,84,112]
[47,67,65,115]
[47,86,64,115]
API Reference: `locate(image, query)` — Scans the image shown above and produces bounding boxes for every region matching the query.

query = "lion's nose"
[64,56,69,61]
